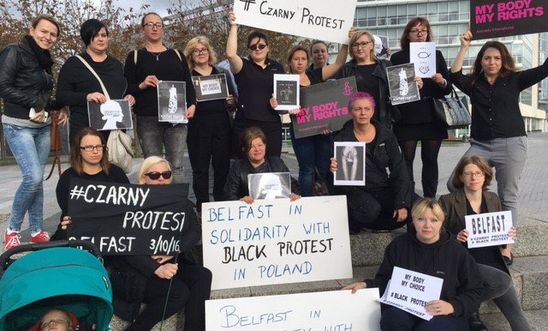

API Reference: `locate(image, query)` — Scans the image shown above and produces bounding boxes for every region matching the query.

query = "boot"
[469,311,488,331]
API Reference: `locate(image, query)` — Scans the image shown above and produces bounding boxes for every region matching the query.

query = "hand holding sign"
[425,300,455,316]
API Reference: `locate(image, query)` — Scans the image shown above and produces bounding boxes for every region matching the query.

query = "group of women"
[1,8,548,331]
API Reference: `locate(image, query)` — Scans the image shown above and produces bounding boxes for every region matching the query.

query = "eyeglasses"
[409,29,428,35]
[248,43,267,51]
[41,318,70,330]
[352,41,372,49]
[80,144,104,152]
[144,22,163,29]
[193,48,209,55]
[463,172,484,178]
[144,171,172,180]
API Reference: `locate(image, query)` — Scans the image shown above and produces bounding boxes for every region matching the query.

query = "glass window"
[356,8,366,19]
[378,6,386,16]
[387,6,396,16]
[439,2,448,13]
[367,7,376,18]
[408,4,417,16]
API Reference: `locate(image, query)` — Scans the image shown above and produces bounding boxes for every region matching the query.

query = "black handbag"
[433,88,471,129]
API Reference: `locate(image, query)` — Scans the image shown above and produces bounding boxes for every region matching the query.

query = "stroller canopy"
[0,247,113,331]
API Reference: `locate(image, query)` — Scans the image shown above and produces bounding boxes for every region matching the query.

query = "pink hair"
[348,92,376,110]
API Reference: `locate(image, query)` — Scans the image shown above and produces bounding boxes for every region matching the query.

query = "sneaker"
[30,231,50,244]
[4,230,21,251]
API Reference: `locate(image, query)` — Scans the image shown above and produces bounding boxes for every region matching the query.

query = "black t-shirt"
[356,64,381,122]
[305,68,323,86]
[192,67,232,118]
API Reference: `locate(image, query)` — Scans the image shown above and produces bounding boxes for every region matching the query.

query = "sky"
[111,0,201,16]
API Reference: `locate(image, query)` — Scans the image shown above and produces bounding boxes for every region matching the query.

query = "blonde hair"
[138,156,172,184]
[184,35,218,70]
[411,198,445,223]
[349,30,377,62]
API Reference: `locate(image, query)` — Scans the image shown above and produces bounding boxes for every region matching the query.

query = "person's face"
[40,310,71,331]
[407,23,428,43]
[142,14,164,42]
[461,163,485,192]
[351,98,375,125]
[88,27,109,54]
[481,47,502,77]
[352,34,374,61]
[143,162,172,185]
[29,19,59,51]
[191,42,210,66]
[248,37,269,63]
[79,134,103,167]
[413,208,442,244]
[311,43,328,68]
[289,50,308,74]
[247,137,266,163]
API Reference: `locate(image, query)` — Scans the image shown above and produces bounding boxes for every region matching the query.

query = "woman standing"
[440,155,531,331]
[309,40,330,71]
[391,17,452,198]
[56,19,134,144]
[0,15,67,250]
[450,30,548,262]
[184,36,236,213]
[226,11,284,157]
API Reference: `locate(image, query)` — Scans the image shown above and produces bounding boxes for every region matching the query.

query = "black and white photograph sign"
[387,63,421,106]
[274,74,300,111]
[248,172,292,199]
[410,42,436,78]
[87,99,132,131]
[157,80,187,123]
[192,73,229,102]
[334,142,366,186]
[67,178,199,255]
[374,35,390,59]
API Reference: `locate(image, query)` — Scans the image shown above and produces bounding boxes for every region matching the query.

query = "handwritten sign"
[410,42,436,78]
[470,0,547,39]
[380,267,443,321]
[206,289,381,331]
[67,178,199,255]
[233,0,357,44]
[202,196,352,290]
[465,211,514,248]
[292,77,356,139]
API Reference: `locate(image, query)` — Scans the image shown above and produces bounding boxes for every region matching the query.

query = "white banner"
[465,210,514,248]
[233,0,357,44]
[202,196,352,290]
[206,289,381,331]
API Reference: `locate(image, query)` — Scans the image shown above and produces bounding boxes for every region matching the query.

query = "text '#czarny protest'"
[69,184,150,207]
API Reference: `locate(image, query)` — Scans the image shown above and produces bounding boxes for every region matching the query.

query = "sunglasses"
[144,171,172,180]
[248,43,267,51]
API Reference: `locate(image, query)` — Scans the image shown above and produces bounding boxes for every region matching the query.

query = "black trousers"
[187,114,231,211]
[232,118,282,158]
[126,263,212,331]
[399,140,442,198]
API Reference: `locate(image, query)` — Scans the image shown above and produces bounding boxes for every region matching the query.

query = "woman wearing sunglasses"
[226,10,285,157]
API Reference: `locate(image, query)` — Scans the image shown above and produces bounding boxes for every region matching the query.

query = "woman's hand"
[329,157,338,173]
[393,208,408,222]
[508,227,517,241]
[30,110,47,123]
[460,30,473,48]
[426,300,454,316]
[151,255,174,264]
[457,229,469,243]
[289,193,301,201]
[86,92,107,104]
[124,94,136,107]
[240,196,255,204]
[342,281,367,293]
[139,75,159,90]
[321,128,333,135]
[154,263,178,279]
[288,107,302,115]
[415,77,424,90]
[56,111,69,126]
[186,104,196,119]
[269,95,278,109]
[228,10,237,27]
[60,216,72,230]
[432,73,447,87]
[226,95,235,107]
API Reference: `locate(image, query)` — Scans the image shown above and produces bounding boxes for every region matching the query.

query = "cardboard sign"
[67,178,199,255]
[387,63,420,106]
[465,211,514,248]
[380,267,443,321]
[157,80,187,123]
[292,77,356,139]
[87,99,132,131]
[274,74,300,111]
[206,289,381,331]
[470,0,547,39]
[233,0,357,44]
[333,142,366,186]
[410,42,436,78]
[202,196,352,290]
[192,73,230,102]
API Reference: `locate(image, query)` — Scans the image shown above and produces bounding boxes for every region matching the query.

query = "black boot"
[469,311,488,331]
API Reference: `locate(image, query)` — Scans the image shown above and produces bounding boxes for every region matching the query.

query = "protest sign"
[292,77,356,139]
[206,288,381,331]
[410,42,436,78]
[192,73,230,102]
[157,80,187,123]
[233,0,357,44]
[470,0,547,39]
[202,196,352,290]
[67,178,199,255]
[465,211,514,248]
[387,63,420,106]
[274,74,300,111]
[87,99,132,131]
[334,142,366,186]
[248,172,292,199]
[380,266,443,321]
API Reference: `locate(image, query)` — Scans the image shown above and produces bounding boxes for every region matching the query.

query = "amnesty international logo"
[240,0,256,11]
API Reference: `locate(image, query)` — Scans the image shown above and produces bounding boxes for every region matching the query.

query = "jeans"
[478,264,532,331]
[381,306,469,331]
[136,116,186,184]
[399,139,442,198]
[3,124,50,233]
[290,127,332,196]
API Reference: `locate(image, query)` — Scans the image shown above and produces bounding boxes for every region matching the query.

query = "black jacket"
[334,119,412,209]
[0,38,54,119]
[366,228,485,318]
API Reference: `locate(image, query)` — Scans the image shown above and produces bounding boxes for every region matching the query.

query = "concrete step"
[482,309,548,331]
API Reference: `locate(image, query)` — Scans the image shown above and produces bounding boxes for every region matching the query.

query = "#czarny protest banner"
[202,195,352,290]
[465,210,514,248]
[233,0,357,44]
[67,178,199,255]
[470,0,547,39]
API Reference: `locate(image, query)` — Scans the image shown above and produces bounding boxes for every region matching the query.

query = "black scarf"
[23,35,54,74]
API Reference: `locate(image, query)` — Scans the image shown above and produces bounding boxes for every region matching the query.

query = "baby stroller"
[0,240,113,330]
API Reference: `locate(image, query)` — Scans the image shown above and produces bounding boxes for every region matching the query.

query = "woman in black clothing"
[56,19,135,144]
[391,17,452,198]
[184,36,236,212]
[226,11,284,157]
